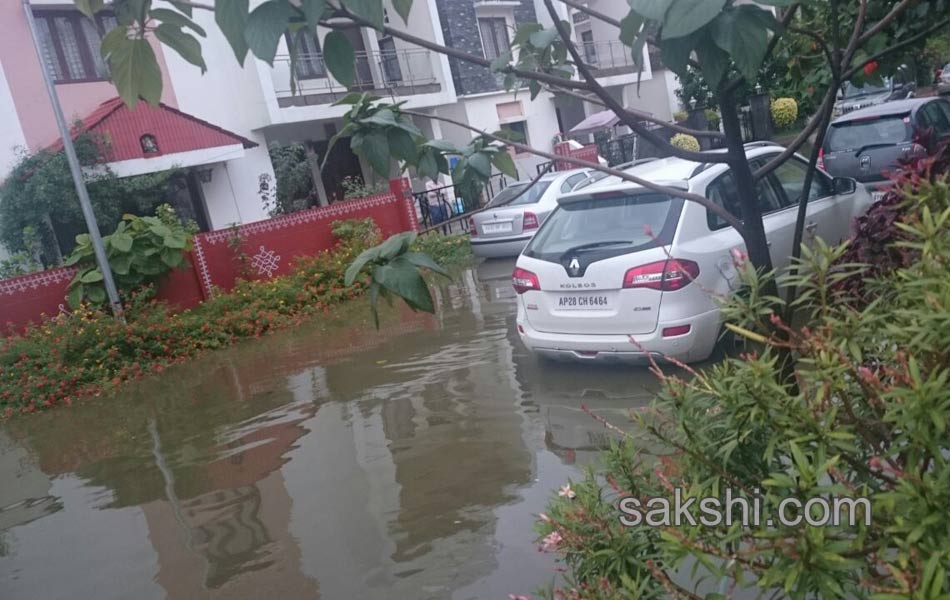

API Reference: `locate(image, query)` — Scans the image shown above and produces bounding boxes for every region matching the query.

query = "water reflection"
[0,258,665,599]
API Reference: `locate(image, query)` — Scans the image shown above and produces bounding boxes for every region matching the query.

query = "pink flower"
[538,512,551,523]
[730,247,748,266]
[509,595,531,600]
[540,531,563,553]
[558,484,576,499]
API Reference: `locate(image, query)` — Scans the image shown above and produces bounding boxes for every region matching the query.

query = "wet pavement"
[0,258,666,600]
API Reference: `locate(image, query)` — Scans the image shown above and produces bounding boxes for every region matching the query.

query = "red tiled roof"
[49,97,257,162]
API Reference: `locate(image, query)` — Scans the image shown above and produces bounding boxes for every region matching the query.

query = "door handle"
[805,222,818,233]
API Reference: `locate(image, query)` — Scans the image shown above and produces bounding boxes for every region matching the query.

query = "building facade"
[0,0,681,261]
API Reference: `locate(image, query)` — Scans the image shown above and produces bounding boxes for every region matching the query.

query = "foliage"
[0,226,42,278]
[704,108,721,131]
[411,233,471,267]
[62,206,193,308]
[770,97,799,130]
[263,142,317,216]
[669,133,700,153]
[340,175,388,200]
[672,110,687,123]
[0,131,179,259]
[534,174,950,599]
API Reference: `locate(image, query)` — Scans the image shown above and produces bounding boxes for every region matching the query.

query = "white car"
[512,142,874,364]
[470,168,593,258]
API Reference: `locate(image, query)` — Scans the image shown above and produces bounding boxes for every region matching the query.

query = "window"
[378,37,402,84]
[919,102,950,135]
[478,17,510,61]
[287,30,326,80]
[501,121,528,151]
[581,30,597,66]
[34,10,117,83]
[826,116,912,152]
[705,166,788,231]
[489,181,551,207]
[770,159,833,206]
[562,173,587,193]
[140,134,159,154]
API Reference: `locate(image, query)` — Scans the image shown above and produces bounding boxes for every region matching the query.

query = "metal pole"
[21,0,123,320]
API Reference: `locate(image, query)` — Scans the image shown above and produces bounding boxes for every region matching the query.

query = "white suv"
[513,143,873,364]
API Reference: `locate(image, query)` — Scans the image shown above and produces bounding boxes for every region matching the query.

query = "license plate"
[556,293,611,310]
[872,191,886,202]
[482,222,513,234]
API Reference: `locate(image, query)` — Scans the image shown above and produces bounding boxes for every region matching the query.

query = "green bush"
[670,133,700,152]
[536,177,950,598]
[63,205,193,307]
[673,110,688,123]
[704,108,721,130]
[771,97,799,130]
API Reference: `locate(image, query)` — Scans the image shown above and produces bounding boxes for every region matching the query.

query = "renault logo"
[568,257,581,275]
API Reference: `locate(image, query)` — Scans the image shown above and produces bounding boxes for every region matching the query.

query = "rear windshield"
[842,79,891,98]
[524,193,681,261]
[488,181,552,207]
[826,116,912,152]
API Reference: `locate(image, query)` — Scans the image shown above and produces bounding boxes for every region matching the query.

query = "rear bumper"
[471,234,533,258]
[516,308,721,364]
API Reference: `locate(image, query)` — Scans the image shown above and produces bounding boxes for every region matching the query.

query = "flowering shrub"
[669,133,700,152]
[340,175,389,200]
[0,219,472,417]
[532,175,950,598]
[770,97,799,129]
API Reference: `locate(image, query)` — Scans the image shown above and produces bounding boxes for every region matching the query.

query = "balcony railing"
[580,40,643,75]
[271,48,440,107]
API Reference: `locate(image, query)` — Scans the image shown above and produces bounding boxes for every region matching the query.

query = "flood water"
[0,258,666,600]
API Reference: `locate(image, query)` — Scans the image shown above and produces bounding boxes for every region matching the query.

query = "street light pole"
[21,0,124,321]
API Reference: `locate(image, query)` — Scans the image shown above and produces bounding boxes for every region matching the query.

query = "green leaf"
[657,33,695,76]
[403,252,450,277]
[300,0,327,30]
[619,12,644,46]
[629,0,673,21]
[377,231,417,259]
[110,253,132,275]
[99,26,127,61]
[110,232,133,253]
[215,0,250,65]
[373,256,434,312]
[345,246,381,286]
[323,31,355,87]
[491,150,518,178]
[392,0,413,23]
[662,0,727,40]
[387,128,418,164]
[163,234,187,249]
[81,268,104,283]
[363,130,391,175]
[529,28,559,49]
[468,152,492,177]
[696,35,730,88]
[149,8,207,36]
[67,284,84,309]
[169,1,193,17]
[710,8,768,82]
[86,285,106,304]
[528,79,542,100]
[109,38,163,106]
[342,0,385,30]
[417,149,439,181]
[424,139,457,153]
[160,247,184,268]
[75,0,105,18]
[245,0,293,65]
[333,92,368,105]
[154,25,207,72]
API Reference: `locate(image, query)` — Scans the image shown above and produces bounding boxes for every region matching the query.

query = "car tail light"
[817,147,824,170]
[662,324,691,337]
[512,267,540,294]
[623,259,699,291]
[523,212,539,230]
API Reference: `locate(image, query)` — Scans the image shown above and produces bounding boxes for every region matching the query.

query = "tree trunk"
[717,87,773,275]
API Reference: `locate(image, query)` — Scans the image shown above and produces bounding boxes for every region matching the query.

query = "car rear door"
[769,158,848,249]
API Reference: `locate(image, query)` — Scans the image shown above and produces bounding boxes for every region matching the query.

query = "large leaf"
[110,37,163,106]
[81,268,104,284]
[492,151,518,179]
[67,284,84,309]
[387,128,418,164]
[662,0,727,40]
[154,24,207,72]
[468,152,492,177]
[417,149,439,181]
[344,246,382,286]
[300,0,327,30]
[149,8,206,36]
[657,33,695,76]
[160,247,184,268]
[111,253,133,275]
[86,286,106,304]
[245,0,293,65]
[215,0,250,64]
[110,232,133,253]
[342,0,385,30]
[695,35,730,88]
[363,130,391,175]
[529,29,559,49]
[392,0,413,23]
[377,231,417,259]
[373,257,434,313]
[710,7,769,81]
[619,12,644,47]
[323,31,355,87]
[75,0,105,18]
[403,252,450,277]
[629,0,673,21]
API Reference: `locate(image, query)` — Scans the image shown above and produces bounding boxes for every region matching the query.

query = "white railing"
[580,40,641,72]
[270,48,439,101]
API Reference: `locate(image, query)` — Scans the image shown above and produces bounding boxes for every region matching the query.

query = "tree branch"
[752,85,837,180]
[855,0,913,46]
[842,17,950,81]
[403,109,747,234]
[541,0,727,163]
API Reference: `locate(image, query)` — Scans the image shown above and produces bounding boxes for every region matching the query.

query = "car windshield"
[842,79,891,98]
[825,116,912,152]
[488,181,552,207]
[524,193,677,259]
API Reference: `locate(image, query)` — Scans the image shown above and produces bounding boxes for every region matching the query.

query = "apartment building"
[0,0,680,260]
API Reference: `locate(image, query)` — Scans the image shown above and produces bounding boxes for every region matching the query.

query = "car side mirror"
[833,177,857,195]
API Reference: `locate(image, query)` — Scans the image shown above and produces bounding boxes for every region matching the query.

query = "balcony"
[580,40,644,77]
[271,49,441,108]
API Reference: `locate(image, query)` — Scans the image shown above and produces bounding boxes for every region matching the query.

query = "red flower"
[863,61,879,76]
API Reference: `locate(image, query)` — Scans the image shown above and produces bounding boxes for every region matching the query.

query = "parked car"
[820,97,950,193]
[937,63,950,95]
[511,143,873,364]
[832,66,916,117]
[470,168,593,258]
